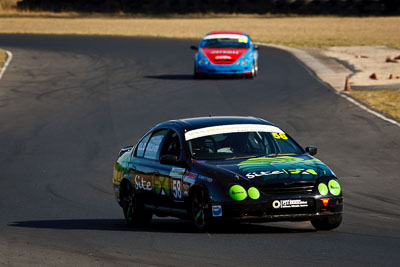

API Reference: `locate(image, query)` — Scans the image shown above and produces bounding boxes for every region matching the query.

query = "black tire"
[193,65,202,79]
[311,215,342,231]
[120,182,152,226]
[191,188,212,231]
[245,63,256,79]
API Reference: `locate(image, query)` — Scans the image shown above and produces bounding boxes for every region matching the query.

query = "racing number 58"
[172,179,182,200]
[272,132,288,139]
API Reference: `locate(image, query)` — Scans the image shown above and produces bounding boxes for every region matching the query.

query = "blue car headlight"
[235,49,253,66]
[199,59,210,65]
[235,58,250,66]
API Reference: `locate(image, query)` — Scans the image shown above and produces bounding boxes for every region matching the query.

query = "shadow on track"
[144,74,194,80]
[144,74,250,80]
[9,218,315,234]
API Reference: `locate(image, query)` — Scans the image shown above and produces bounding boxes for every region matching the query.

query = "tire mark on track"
[344,201,400,220]
[86,181,113,196]
[45,184,75,203]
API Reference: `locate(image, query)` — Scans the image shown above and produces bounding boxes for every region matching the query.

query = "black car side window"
[160,130,181,158]
[143,129,168,160]
[136,133,151,157]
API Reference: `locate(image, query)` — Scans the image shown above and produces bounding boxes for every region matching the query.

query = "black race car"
[112,117,343,231]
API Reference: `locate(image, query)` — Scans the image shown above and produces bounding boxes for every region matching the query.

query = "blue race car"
[190,31,259,78]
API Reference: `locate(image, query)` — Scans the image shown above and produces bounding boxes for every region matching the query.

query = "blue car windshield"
[200,39,250,49]
[187,132,303,160]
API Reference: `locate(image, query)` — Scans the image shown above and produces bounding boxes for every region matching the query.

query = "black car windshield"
[200,38,250,49]
[187,131,303,160]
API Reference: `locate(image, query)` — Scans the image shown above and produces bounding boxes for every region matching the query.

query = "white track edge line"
[336,92,400,127]
[257,43,400,128]
[0,50,13,80]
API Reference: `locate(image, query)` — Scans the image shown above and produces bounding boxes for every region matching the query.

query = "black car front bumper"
[211,196,343,223]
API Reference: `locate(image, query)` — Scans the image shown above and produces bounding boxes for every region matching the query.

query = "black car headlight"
[229,185,260,201]
[229,185,247,201]
[318,183,329,196]
[248,187,260,200]
[317,178,341,196]
[328,180,341,196]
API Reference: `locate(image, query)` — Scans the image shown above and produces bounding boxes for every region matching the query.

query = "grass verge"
[0,0,17,13]
[352,90,400,121]
[0,16,400,48]
[0,49,7,69]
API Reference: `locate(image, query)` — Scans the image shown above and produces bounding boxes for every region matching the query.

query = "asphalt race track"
[0,34,399,266]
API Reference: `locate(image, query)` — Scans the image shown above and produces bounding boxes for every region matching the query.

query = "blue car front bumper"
[195,62,253,75]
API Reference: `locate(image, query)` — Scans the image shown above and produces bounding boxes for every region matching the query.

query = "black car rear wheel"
[311,215,342,231]
[191,188,212,231]
[121,182,152,226]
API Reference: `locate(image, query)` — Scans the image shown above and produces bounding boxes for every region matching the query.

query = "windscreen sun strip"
[185,124,284,141]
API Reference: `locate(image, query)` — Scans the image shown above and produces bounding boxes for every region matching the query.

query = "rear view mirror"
[190,45,198,50]
[305,146,317,156]
[253,45,259,50]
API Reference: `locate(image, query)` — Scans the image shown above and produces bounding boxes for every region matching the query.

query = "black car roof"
[158,116,275,131]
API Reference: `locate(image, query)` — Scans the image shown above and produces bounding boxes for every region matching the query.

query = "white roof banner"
[204,34,248,41]
[185,124,284,141]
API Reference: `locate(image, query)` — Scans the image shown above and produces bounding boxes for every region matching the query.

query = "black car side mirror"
[253,45,259,50]
[305,146,318,156]
[160,155,179,165]
[190,45,198,50]
[118,145,133,157]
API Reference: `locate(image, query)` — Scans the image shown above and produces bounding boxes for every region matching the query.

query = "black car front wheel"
[191,188,212,231]
[245,63,257,79]
[120,182,152,226]
[311,215,342,231]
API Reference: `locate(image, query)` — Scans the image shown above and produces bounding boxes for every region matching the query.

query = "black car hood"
[195,154,335,186]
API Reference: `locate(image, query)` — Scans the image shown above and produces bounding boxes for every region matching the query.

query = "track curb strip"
[0,50,13,80]
[256,43,400,128]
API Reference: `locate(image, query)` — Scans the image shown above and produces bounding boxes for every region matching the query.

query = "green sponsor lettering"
[154,176,170,195]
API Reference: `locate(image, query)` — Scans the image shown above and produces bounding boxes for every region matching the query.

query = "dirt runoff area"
[321,46,400,88]
[311,46,400,122]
